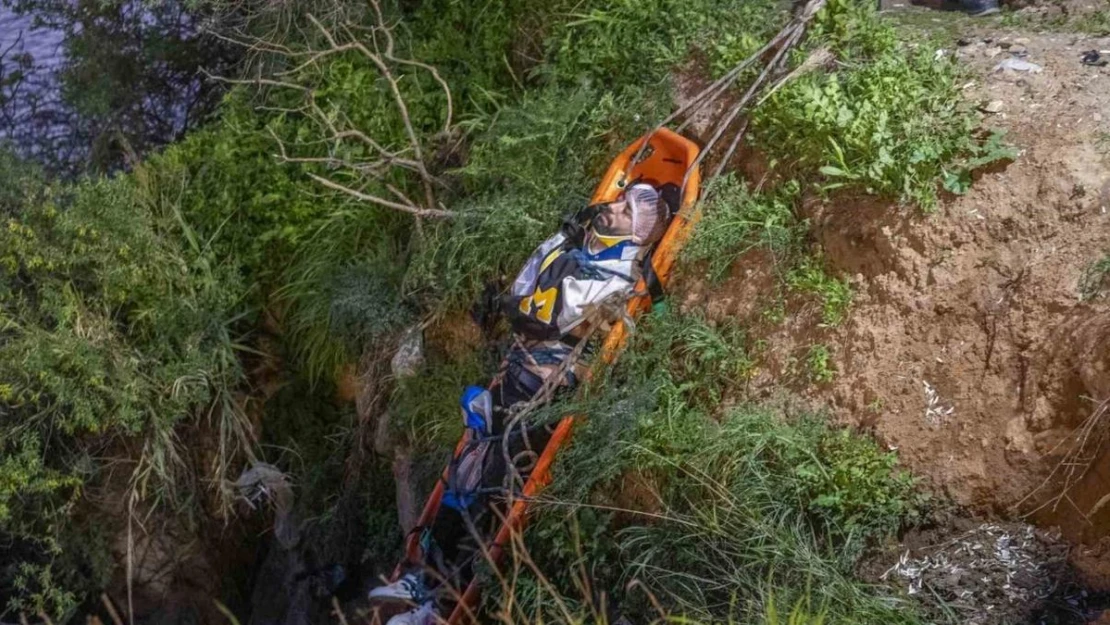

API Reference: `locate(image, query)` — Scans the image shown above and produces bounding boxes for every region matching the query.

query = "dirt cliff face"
[687,29,1110,546]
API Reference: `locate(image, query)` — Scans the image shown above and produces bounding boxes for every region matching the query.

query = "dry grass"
[1016,397,1110,519]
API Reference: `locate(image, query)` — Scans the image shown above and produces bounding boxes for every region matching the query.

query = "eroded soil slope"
[690,28,1110,543]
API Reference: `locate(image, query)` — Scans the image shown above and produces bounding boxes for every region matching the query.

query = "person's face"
[594,199,634,238]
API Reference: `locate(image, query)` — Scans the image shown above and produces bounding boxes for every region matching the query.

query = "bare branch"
[307,173,454,219]
[216,3,457,223]
[205,71,308,94]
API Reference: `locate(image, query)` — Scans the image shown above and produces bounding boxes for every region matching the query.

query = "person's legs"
[374,339,578,617]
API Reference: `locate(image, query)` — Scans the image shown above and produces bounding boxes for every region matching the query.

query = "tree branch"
[307,173,454,219]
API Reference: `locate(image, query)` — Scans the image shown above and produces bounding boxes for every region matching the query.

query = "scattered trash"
[881,523,1067,625]
[923,380,954,426]
[391,324,425,378]
[994,58,1042,73]
[1082,50,1108,67]
[980,100,1005,114]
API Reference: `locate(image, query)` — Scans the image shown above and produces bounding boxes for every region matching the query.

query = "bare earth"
[685,19,1110,557]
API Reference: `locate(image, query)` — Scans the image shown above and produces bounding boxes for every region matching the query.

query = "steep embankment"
[689,16,1110,586]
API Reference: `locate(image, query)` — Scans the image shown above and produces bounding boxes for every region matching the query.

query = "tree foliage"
[0,149,252,618]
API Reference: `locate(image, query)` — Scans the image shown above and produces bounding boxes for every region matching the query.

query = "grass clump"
[1080,254,1110,302]
[788,258,852,327]
[503,309,923,624]
[682,176,804,281]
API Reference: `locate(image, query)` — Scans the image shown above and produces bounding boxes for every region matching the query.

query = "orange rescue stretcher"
[391,127,701,624]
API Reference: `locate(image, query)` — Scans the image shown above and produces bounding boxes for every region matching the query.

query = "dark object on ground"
[962,0,1001,16]
[874,521,1069,625]
[1082,50,1108,67]
[911,0,1001,15]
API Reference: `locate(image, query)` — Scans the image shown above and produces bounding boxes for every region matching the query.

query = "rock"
[985,46,1003,58]
[235,463,298,549]
[994,58,1043,73]
[1005,416,1034,454]
[981,100,1005,113]
[391,325,425,378]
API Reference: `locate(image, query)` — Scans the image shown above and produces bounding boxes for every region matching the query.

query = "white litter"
[993,58,1043,73]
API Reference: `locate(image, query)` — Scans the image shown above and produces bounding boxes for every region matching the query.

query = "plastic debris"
[881,524,1067,625]
[993,58,1042,73]
[391,324,426,378]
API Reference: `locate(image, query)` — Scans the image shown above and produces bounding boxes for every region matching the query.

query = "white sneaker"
[368,572,426,604]
[386,601,437,625]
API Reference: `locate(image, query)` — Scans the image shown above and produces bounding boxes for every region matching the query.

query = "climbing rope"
[630,0,830,194]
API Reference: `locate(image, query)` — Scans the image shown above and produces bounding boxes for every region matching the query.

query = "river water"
[0,6,70,166]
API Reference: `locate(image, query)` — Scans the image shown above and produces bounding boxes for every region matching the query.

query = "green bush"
[509,309,922,624]
[0,154,252,619]
[796,428,922,538]
[752,0,1008,209]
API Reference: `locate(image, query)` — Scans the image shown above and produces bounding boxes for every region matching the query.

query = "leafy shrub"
[0,155,252,618]
[146,92,352,279]
[753,0,1007,209]
[795,428,922,538]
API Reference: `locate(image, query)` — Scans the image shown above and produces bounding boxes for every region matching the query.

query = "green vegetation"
[501,310,922,624]
[788,259,852,327]
[752,0,1009,210]
[1080,254,1110,301]
[0,151,252,616]
[806,344,836,384]
[684,177,803,282]
[0,0,1000,619]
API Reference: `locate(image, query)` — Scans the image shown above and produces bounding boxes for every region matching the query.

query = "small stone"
[985,46,1003,58]
[981,100,1005,113]
[958,37,973,47]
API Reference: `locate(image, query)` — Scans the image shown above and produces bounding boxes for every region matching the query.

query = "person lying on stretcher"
[367,183,669,625]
